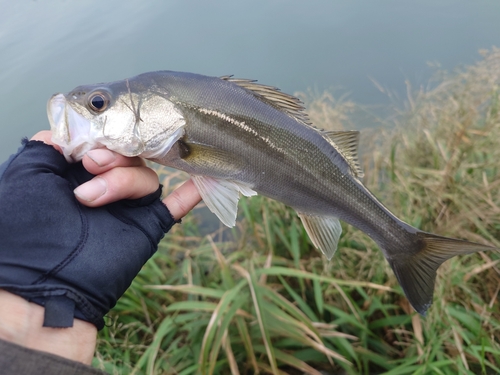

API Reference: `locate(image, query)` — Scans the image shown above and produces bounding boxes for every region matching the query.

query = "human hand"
[0,130,201,364]
[31,130,201,218]
[0,131,201,330]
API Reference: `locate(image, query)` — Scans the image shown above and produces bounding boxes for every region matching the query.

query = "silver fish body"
[48,71,496,314]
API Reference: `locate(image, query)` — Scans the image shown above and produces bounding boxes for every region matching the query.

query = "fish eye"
[88,92,109,112]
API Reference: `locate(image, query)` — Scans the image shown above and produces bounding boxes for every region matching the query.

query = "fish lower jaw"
[62,142,104,162]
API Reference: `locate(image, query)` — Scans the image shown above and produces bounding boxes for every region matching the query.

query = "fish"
[47,70,496,315]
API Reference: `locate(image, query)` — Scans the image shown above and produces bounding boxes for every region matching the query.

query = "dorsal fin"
[322,130,364,178]
[220,76,311,126]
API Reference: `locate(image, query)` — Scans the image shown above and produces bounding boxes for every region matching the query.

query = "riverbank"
[94,48,500,374]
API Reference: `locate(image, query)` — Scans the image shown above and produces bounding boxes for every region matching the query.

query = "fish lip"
[48,93,69,144]
[47,93,95,162]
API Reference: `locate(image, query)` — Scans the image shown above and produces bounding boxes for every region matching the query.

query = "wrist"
[0,289,97,364]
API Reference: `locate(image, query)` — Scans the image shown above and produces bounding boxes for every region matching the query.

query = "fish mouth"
[47,93,97,162]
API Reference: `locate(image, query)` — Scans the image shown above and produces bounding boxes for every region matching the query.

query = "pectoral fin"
[298,213,343,260]
[181,142,247,177]
[191,175,257,227]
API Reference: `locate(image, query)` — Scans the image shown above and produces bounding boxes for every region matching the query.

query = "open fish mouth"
[47,93,98,162]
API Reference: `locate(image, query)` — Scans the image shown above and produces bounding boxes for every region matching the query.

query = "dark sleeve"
[0,338,107,375]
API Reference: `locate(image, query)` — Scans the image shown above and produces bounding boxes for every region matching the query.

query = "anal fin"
[298,213,342,260]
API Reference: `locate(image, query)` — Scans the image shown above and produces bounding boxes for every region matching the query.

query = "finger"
[30,130,63,154]
[74,165,159,207]
[82,148,145,175]
[162,179,202,221]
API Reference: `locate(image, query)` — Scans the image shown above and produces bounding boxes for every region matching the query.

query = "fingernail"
[86,149,116,167]
[74,178,107,202]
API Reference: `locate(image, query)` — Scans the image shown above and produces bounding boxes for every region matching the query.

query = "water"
[1,0,500,161]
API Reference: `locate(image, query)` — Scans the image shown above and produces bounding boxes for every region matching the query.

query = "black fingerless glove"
[0,140,175,329]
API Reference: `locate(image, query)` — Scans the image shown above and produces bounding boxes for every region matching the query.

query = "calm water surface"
[1,0,500,161]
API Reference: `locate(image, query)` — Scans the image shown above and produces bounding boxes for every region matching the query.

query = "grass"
[93,48,500,374]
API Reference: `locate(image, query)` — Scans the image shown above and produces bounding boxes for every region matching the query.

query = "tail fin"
[387,232,496,315]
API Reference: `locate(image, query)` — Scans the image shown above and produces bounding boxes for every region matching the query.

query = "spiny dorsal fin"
[221,76,311,126]
[322,130,364,178]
